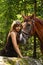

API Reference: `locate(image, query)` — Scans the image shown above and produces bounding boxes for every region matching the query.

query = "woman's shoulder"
[10,31,17,37]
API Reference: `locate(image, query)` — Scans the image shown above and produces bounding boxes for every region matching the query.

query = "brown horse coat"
[23,14,43,54]
[33,17,43,54]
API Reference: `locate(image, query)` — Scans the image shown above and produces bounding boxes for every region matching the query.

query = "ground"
[0,56,42,65]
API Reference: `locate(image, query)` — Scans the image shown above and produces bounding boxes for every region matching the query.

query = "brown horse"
[22,14,43,54]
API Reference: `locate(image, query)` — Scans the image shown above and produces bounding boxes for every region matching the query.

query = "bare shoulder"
[10,31,17,37]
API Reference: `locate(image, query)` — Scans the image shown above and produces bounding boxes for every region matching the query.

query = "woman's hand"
[19,55,28,58]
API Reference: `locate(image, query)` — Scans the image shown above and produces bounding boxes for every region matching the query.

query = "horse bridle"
[20,19,35,44]
[21,19,35,39]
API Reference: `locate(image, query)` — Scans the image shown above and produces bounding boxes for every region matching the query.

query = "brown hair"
[7,20,22,40]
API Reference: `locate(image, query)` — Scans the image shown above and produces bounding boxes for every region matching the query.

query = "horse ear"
[30,14,35,19]
[22,15,27,19]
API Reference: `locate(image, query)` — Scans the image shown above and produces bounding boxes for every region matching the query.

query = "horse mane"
[28,14,43,25]
[22,14,43,25]
[34,17,43,25]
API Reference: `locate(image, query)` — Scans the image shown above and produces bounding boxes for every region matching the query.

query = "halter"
[23,19,35,35]
[32,19,35,24]
[21,20,34,38]
[20,19,35,44]
[31,19,35,27]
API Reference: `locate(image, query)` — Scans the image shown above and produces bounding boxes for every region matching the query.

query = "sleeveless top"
[0,33,20,57]
[0,30,29,57]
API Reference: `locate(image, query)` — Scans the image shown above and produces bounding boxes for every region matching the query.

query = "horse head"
[22,14,35,37]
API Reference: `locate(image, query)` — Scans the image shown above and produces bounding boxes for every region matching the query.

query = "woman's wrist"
[20,54,23,58]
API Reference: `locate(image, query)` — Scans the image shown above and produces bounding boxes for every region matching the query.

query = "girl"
[0,20,23,58]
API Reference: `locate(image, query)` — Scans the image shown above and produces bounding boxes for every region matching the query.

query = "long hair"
[7,20,22,40]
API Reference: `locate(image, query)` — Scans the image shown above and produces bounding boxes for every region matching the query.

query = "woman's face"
[15,25,21,32]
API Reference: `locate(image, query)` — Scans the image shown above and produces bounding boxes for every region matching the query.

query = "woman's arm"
[11,31,23,58]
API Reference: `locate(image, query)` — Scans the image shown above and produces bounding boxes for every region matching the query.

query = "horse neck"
[34,18,43,43]
[34,17,43,25]
[32,17,43,54]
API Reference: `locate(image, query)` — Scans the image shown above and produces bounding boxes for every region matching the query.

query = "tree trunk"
[33,0,37,58]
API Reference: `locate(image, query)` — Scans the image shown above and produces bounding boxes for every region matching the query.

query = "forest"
[0,0,43,64]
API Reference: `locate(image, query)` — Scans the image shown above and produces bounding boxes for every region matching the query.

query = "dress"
[0,33,20,57]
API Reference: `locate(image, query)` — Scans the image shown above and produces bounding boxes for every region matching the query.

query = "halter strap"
[32,19,35,24]
[22,31,29,35]
[21,30,31,39]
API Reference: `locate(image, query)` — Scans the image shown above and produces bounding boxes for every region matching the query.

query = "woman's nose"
[19,27,21,29]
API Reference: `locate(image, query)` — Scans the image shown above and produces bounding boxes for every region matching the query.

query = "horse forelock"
[24,16,30,22]
[27,15,43,25]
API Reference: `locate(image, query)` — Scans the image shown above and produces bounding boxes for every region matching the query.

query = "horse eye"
[28,24,30,26]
